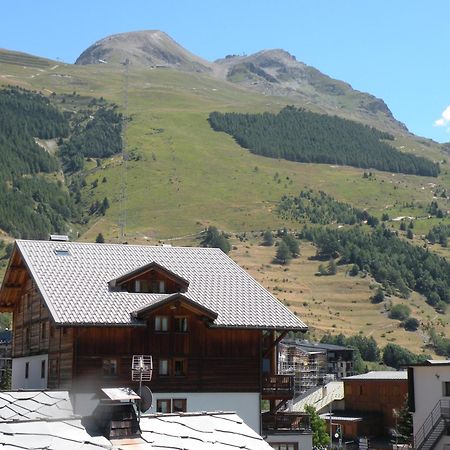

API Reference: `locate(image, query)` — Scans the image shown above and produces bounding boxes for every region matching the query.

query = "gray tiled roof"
[344,370,408,380]
[119,412,272,450]
[14,240,307,330]
[0,391,74,421]
[0,408,271,449]
[0,418,113,449]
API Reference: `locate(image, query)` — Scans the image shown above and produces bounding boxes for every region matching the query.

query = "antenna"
[132,355,153,421]
[118,58,130,240]
[139,385,153,413]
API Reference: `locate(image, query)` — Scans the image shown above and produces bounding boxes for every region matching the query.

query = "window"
[159,280,165,293]
[172,399,187,413]
[41,360,46,379]
[156,399,187,413]
[174,359,186,376]
[155,316,169,332]
[444,382,450,397]
[41,322,47,340]
[159,359,169,376]
[134,280,141,292]
[134,279,150,293]
[156,399,171,413]
[174,317,188,332]
[270,444,298,450]
[359,385,363,395]
[102,359,118,377]
[25,362,29,379]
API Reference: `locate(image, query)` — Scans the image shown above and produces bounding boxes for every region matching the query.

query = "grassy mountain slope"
[0,48,447,241]
[232,238,445,357]
[1,45,449,355]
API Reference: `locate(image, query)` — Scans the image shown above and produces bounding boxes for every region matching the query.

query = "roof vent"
[49,234,69,242]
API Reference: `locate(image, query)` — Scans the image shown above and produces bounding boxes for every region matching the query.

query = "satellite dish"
[139,385,153,413]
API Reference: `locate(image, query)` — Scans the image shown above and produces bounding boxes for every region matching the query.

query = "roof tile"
[12,240,307,330]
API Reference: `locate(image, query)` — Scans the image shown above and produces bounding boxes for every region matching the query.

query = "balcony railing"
[262,412,311,433]
[262,374,294,399]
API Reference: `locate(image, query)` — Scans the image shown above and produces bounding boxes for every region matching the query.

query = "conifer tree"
[262,230,274,246]
[275,241,292,265]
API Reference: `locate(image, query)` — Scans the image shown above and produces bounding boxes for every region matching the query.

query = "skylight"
[54,249,71,257]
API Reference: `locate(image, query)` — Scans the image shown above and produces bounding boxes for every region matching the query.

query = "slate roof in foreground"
[120,412,272,450]
[10,240,307,330]
[0,391,74,421]
[0,408,271,450]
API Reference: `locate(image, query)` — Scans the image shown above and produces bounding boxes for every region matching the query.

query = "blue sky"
[1,0,449,142]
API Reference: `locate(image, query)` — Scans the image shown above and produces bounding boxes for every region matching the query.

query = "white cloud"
[434,106,450,131]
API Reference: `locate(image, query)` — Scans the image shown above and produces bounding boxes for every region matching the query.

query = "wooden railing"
[262,374,294,398]
[262,412,311,433]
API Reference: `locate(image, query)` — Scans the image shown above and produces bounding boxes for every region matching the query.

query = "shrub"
[349,264,360,276]
[402,317,420,331]
[389,304,411,321]
[371,288,385,304]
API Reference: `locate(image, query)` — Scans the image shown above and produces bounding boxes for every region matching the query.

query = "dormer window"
[109,262,188,294]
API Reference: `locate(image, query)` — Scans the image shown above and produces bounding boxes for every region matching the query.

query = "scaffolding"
[278,345,327,397]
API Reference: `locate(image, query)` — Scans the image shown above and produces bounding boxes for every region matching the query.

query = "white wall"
[265,432,313,450]
[412,365,450,450]
[72,391,261,433]
[11,355,48,390]
[151,392,261,433]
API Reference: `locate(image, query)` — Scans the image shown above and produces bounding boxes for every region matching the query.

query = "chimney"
[93,388,141,439]
[49,234,70,242]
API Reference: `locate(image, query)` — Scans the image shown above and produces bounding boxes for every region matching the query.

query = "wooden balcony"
[262,374,294,399]
[262,412,311,434]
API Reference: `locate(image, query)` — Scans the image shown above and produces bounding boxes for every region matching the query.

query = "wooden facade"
[3,256,273,396]
[10,267,74,389]
[72,303,262,393]
[344,377,408,433]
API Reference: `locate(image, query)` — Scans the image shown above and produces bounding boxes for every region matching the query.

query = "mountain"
[75,30,213,72]
[214,49,408,134]
[76,31,407,133]
[0,34,449,357]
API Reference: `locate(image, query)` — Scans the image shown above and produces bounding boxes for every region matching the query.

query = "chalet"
[322,371,408,441]
[0,239,310,444]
